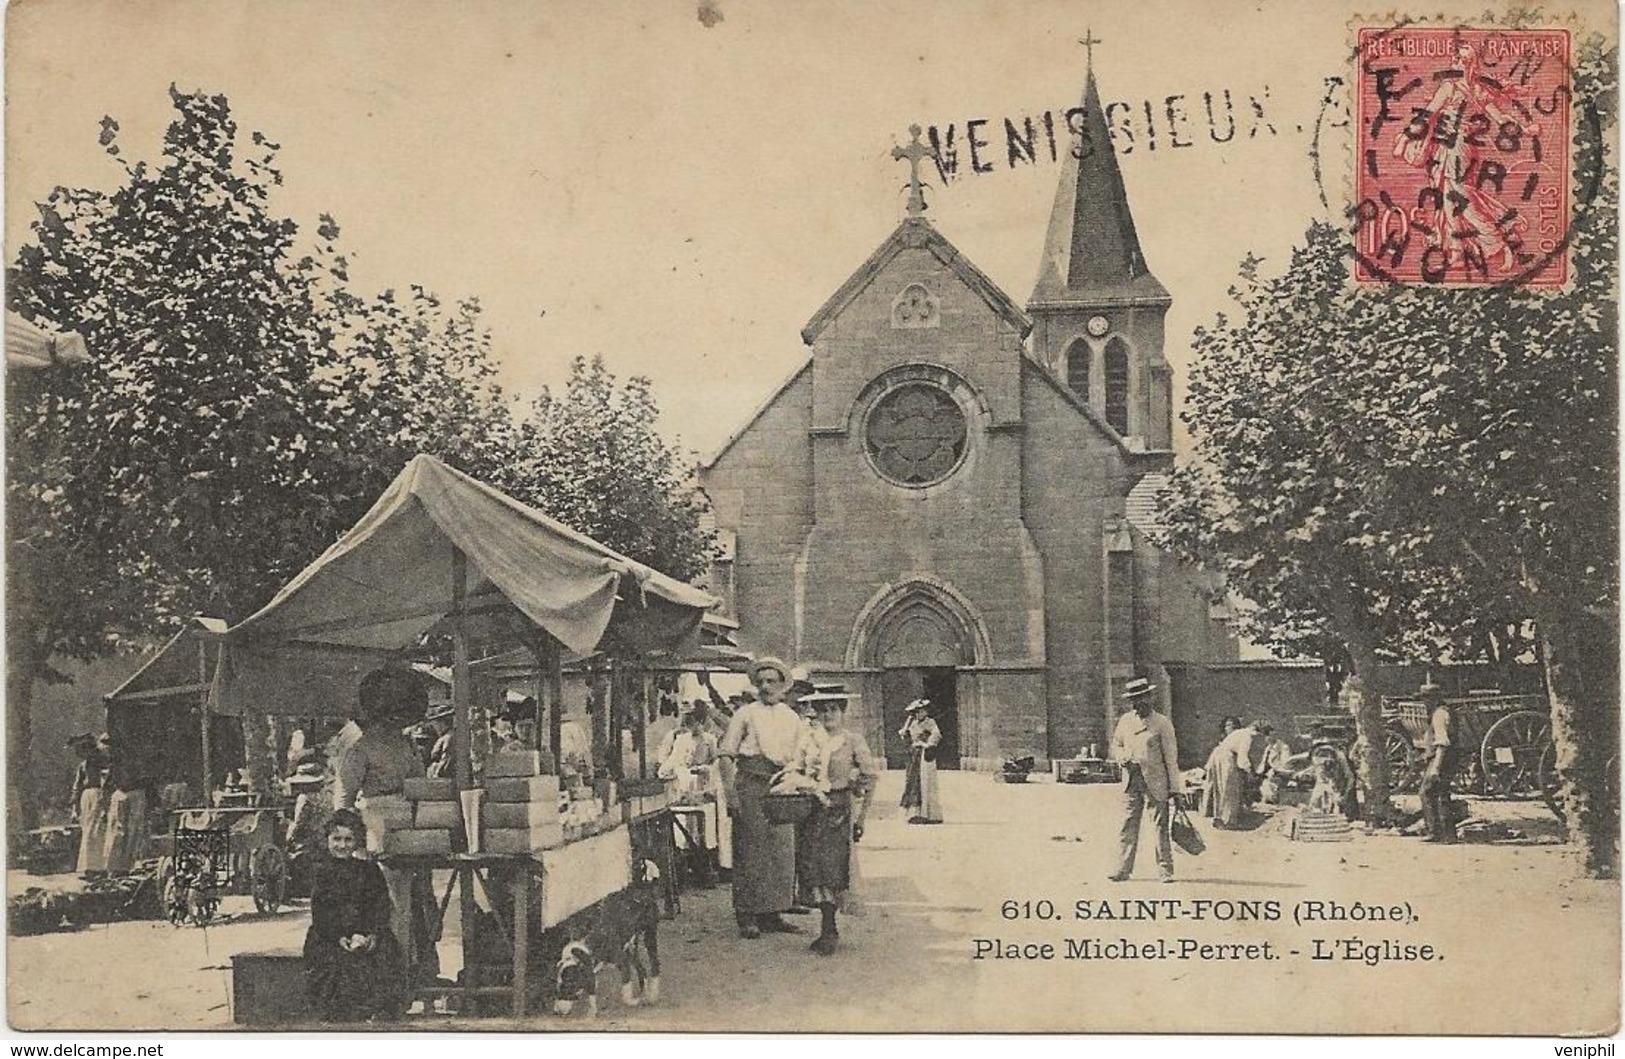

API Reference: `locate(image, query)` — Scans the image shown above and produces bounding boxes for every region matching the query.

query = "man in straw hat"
[1108,677,1182,883]
[719,655,809,938]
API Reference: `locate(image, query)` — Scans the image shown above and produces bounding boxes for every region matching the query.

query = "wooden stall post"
[450,548,478,999]
[198,639,212,801]
[638,670,652,780]
[608,660,624,787]
[546,640,563,773]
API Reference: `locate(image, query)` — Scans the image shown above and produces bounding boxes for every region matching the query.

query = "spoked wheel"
[250,845,287,914]
[1384,724,1422,793]
[1480,710,1551,798]
[1538,742,1565,825]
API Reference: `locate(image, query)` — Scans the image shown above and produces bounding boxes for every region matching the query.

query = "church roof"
[1021,354,1135,457]
[1028,68,1170,309]
[699,357,813,470]
[1124,471,1172,534]
[802,217,1032,345]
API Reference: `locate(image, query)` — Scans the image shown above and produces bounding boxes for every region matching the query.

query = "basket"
[763,792,817,824]
[1290,811,1353,842]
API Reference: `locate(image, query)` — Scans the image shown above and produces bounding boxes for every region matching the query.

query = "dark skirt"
[901,753,921,808]
[303,927,408,1022]
[796,790,853,901]
[731,755,796,915]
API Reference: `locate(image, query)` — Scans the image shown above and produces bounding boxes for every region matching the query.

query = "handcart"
[154,803,287,925]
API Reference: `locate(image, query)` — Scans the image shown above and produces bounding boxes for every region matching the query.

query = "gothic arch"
[1064,338,1091,401]
[1103,336,1131,435]
[845,575,993,671]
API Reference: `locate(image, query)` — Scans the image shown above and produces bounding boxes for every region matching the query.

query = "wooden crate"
[232,949,308,1026]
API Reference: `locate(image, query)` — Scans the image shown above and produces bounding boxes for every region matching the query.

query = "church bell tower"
[1027,47,1174,453]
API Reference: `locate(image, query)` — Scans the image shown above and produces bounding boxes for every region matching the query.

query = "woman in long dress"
[898,699,943,824]
[70,734,110,874]
[789,688,877,955]
[100,737,151,872]
[1204,719,1264,829]
[303,809,408,1022]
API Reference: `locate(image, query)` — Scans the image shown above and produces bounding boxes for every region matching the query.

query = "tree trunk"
[1341,627,1399,826]
[6,640,45,842]
[1536,603,1618,879]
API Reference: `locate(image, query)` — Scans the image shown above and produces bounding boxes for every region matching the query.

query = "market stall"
[467,630,749,895]
[215,454,714,1018]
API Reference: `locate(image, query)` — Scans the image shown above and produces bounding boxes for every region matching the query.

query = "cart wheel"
[1384,725,1420,793]
[250,845,287,914]
[1538,742,1565,825]
[1480,710,1550,798]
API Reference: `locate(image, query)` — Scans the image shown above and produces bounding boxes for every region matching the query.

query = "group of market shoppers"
[719,656,882,955]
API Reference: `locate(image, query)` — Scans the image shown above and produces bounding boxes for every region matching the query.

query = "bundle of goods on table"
[379,750,653,856]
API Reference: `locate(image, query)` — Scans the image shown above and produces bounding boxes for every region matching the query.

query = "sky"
[6,0,1582,460]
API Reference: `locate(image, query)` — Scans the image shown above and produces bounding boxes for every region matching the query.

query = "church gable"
[801,217,1031,346]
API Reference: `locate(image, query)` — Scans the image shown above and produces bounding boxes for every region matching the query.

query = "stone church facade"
[699,69,1237,770]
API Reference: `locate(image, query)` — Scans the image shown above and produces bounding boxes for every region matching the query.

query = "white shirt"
[720,701,805,766]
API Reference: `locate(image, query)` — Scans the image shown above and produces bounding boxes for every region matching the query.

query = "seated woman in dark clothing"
[303,809,409,1022]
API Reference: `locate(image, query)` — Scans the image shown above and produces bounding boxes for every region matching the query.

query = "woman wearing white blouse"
[898,699,943,824]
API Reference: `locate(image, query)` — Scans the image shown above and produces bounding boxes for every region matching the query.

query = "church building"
[698,66,1237,770]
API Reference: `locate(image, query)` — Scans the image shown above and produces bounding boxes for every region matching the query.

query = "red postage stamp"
[1353,26,1572,287]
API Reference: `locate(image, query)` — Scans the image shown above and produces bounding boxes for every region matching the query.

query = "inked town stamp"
[1353,26,1572,286]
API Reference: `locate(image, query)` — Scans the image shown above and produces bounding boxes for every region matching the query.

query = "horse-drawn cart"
[153,803,287,925]
[1381,692,1551,798]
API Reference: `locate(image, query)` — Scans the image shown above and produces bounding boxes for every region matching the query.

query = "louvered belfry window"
[1104,338,1130,435]
[1065,339,1090,401]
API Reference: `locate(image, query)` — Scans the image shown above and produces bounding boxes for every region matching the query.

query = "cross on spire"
[892,123,936,217]
[1079,29,1102,76]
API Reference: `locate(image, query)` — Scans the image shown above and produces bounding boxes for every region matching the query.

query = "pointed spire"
[1029,63,1168,307]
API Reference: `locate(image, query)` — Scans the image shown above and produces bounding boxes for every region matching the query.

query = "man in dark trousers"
[1417,683,1460,843]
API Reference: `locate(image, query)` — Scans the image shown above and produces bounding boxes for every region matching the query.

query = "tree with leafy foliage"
[6,88,355,827]
[504,355,714,583]
[1162,39,1617,873]
[5,88,521,822]
[320,272,521,519]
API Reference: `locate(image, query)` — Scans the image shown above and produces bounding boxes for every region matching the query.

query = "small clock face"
[1086,315,1110,338]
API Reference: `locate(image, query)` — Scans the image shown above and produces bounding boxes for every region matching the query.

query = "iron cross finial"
[891,123,936,217]
[1079,29,1102,76]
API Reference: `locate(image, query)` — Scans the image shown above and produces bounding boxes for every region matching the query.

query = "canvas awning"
[104,617,229,705]
[6,312,90,369]
[216,454,715,716]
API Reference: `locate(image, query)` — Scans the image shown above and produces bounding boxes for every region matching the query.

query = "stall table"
[380,852,539,1017]
[1054,758,1122,784]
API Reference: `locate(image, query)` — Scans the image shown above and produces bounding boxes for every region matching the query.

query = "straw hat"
[802,685,851,711]
[904,697,931,713]
[747,656,790,684]
[1121,678,1157,700]
[787,665,816,696]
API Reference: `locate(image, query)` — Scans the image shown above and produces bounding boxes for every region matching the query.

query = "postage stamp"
[1352,25,1573,287]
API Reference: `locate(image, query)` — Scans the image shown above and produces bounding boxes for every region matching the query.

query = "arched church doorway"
[865,589,978,770]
